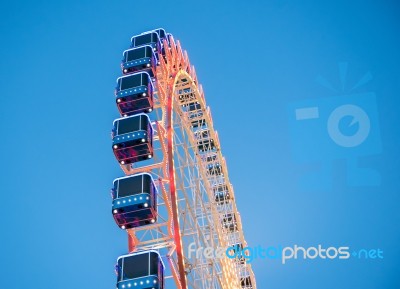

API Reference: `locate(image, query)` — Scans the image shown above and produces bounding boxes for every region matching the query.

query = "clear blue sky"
[0,1,399,288]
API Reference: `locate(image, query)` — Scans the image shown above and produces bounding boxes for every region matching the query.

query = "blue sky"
[0,1,399,288]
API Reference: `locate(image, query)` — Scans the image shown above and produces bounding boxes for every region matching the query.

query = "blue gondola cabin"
[112,173,157,229]
[112,114,153,165]
[131,28,168,55]
[116,251,164,289]
[122,46,157,76]
[115,72,154,116]
[131,31,160,50]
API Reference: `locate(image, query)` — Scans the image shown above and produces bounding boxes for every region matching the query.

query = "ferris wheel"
[110,28,256,289]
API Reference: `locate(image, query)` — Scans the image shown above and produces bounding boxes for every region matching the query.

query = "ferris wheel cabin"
[112,173,157,229]
[115,72,154,116]
[131,31,160,50]
[131,28,168,54]
[112,114,153,165]
[116,251,165,289]
[122,46,157,76]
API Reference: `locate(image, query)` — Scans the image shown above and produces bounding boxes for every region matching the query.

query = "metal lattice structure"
[110,29,256,289]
